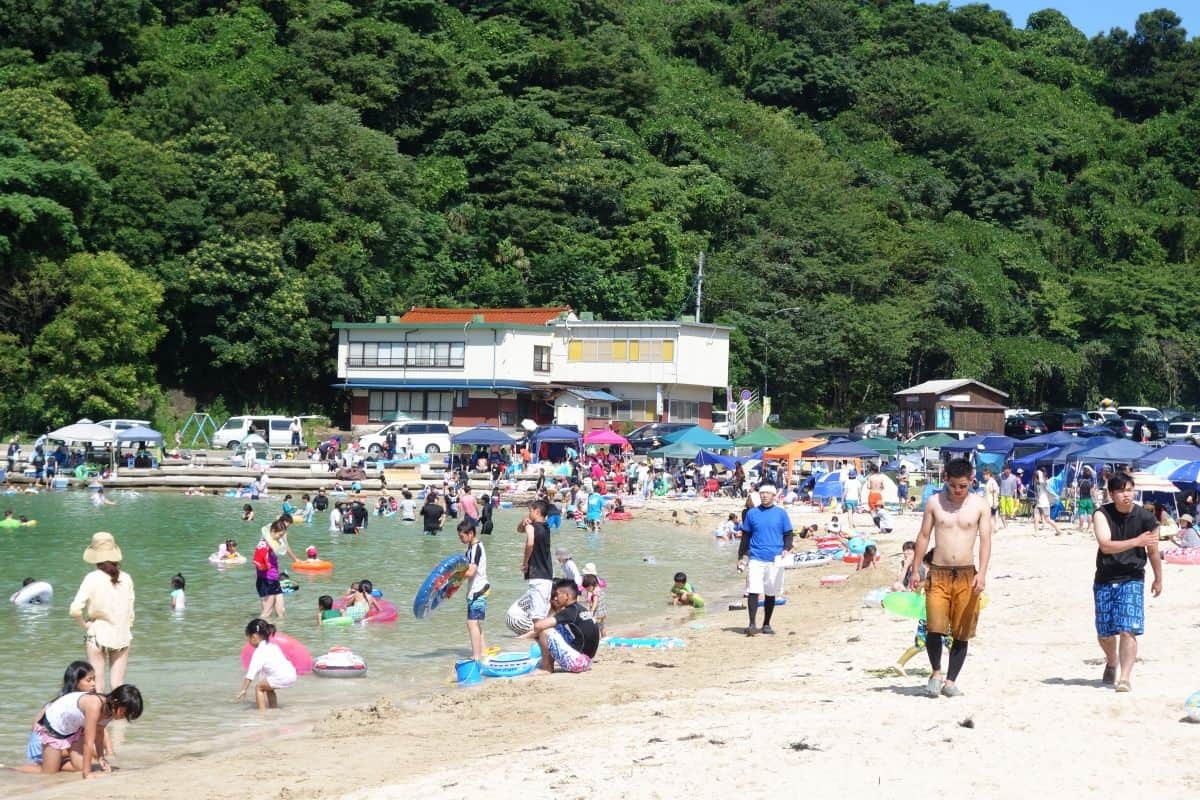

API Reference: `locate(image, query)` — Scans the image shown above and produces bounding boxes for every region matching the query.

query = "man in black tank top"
[1091,472,1162,692]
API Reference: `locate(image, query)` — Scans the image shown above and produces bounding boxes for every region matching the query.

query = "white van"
[359,420,451,455]
[212,415,300,449]
[1166,421,1200,442]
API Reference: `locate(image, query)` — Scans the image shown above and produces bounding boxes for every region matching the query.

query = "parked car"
[1032,410,1089,432]
[1168,412,1200,423]
[851,413,892,438]
[212,415,301,449]
[1087,409,1120,424]
[1116,406,1167,439]
[1004,416,1047,439]
[1101,416,1154,440]
[626,422,695,454]
[1166,420,1200,442]
[91,418,152,447]
[359,419,452,455]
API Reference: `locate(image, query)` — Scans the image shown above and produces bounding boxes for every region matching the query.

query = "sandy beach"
[14,500,1200,800]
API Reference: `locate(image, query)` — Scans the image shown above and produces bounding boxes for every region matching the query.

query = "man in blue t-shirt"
[737,481,794,636]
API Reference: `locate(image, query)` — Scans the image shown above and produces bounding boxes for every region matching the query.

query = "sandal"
[1101,665,1116,685]
[1114,680,1132,693]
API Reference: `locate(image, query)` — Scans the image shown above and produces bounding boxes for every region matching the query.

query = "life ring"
[0,519,20,529]
[843,553,861,564]
[292,559,333,572]
[10,581,53,606]
[321,614,354,627]
[607,511,633,521]
[481,649,537,678]
[787,552,833,569]
[412,553,469,619]
[209,553,247,566]
[820,575,849,586]
[505,591,534,635]
[332,598,398,624]
[313,647,367,677]
[240,632,312,675]
[1163,548,1200,565]
[602,637,686,649]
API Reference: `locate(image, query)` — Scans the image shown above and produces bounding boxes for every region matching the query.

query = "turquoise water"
[0,491,740,780]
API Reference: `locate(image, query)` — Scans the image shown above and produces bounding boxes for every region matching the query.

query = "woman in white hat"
[69,533,135,692]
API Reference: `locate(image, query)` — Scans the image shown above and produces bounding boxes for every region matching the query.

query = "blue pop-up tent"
[1135,442,1200,469]
[941,433,1019,456]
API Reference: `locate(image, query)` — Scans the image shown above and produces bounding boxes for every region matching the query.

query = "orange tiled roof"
[399,306,571,325]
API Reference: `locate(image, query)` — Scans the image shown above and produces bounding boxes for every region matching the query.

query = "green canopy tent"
[899,433,957,452]
[648,440,703,459]
[733,425,790,449]
[860,437,900,455]
[662,425,733,450]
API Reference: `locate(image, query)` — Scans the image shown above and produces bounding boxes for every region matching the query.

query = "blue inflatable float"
[412,553,469,619]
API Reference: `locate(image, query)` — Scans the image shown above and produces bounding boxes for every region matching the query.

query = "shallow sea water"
[0,490,743,785]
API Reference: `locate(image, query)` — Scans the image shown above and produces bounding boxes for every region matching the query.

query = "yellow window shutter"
[568,340,583,361]
[628,340,640,361]
[611,340,627,360]
[662,340,674,361]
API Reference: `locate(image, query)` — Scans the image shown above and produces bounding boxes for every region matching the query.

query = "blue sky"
[922,2,1196,37]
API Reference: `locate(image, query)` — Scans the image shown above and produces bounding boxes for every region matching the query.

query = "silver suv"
[360,420,451,455]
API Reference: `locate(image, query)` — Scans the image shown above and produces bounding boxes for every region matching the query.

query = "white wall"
[339,326,556,383]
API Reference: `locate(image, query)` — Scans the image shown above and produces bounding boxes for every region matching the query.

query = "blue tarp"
[1019,430,1082,448]
[1011,446,1061,474]
[1073,439,1151,463]
[451,426,517,447]
[811,470,845,501]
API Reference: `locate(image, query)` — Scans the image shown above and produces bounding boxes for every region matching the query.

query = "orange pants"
[925,565,981,641]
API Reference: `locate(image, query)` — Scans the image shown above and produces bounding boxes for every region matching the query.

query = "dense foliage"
[1,0,1199,428]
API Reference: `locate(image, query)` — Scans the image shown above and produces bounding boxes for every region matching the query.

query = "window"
[566,338,675,363]
[500,410,516,426]
[367,391,456,422]
[533,345,551,372]
[586,403,611,419]
[668,400,699,422]
[615,399,655,422]
[349,341,464,368]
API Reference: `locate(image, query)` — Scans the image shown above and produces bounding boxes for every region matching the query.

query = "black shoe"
[745,625,758,637]
[761,625,775,635]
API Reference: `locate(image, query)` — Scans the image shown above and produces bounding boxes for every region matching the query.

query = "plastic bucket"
[454,658,481,685]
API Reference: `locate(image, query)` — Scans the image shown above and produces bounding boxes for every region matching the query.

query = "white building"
[332,307,731,432]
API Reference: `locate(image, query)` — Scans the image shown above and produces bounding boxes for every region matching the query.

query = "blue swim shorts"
[1093,580,1144,638]
[845,499,859,511]
[467,594,487,621]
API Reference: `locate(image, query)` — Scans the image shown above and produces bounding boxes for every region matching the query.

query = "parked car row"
[1002,405,1179,440]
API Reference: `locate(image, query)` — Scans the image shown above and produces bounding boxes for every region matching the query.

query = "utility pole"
[694,251,704,323]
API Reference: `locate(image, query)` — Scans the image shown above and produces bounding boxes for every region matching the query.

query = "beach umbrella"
[1135,442,1200,468]
[732,425,789,448]
[451,426,517,447]
[1145,458,1190,478]
[1167,461,1200,486]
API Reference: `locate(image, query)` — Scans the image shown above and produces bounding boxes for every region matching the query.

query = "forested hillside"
[2,0,1199,428]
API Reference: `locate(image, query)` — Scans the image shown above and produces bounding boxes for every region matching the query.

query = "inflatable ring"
[313,647,367,677]
[10,581,53,606]
[240,632,312,675]
[607,511,633,521]
[321,614,354,627]
[842,553,861,564]
[602,637,685,649]
[0,519,20,529]
[505,591,534,635]
[292,559,333,572]
[209,553,247,565]
[412,553,469,619]
[1163,548,1200,565]
[481,649,537,678]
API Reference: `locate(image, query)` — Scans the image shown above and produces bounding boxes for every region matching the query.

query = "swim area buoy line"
[412,553,469,619]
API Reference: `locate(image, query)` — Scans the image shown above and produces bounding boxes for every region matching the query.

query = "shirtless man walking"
[865,465,886,515]
[909,458,992,697]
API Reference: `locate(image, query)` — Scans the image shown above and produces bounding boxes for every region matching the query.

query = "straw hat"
[583,562,598,576]
[83,532,123,564]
